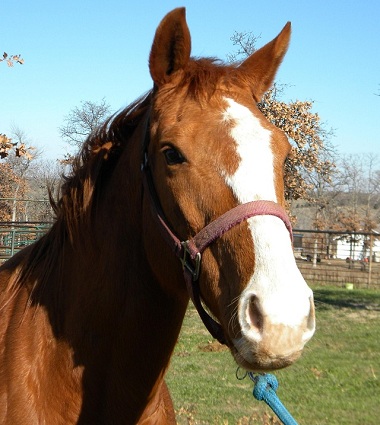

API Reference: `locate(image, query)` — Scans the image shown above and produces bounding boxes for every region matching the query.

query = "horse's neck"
[52,138,187,420]
[0,125,188,423]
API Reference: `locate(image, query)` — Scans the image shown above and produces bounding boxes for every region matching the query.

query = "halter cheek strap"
[141,113,293,346]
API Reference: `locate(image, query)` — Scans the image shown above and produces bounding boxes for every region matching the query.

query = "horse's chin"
[229,338,302,372]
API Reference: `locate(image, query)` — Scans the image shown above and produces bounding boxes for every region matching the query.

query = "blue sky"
[1,0,379,160]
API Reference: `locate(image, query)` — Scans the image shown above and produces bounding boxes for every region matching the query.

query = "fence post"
[312,237,318,268]
[10,229,16,257]
[368,233,373,288]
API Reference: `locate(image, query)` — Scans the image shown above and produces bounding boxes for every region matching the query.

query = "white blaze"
[222,99,276,203]
[222,98,312,329]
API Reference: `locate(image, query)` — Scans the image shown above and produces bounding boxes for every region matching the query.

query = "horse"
[0,8,315,424]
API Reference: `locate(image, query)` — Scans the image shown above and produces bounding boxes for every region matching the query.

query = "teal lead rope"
[237,369,299,425]
[248,373,298,425]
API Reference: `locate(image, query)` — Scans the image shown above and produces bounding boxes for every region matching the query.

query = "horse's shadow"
[314,288,380,311]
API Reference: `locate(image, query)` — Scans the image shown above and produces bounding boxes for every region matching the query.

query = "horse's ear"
[149,8,191,87]
[239,22,291,101]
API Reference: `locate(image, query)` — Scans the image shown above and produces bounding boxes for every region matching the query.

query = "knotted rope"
[237,369,299,425]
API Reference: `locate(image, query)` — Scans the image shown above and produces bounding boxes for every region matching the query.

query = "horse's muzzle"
[232,293,315,371]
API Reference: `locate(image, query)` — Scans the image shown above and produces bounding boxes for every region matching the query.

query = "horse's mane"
[7,91,152,308]
[51,90,152,242]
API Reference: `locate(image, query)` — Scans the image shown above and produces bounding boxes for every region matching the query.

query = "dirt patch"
[237,412,282,425]
[344,309,380,322]
[317,305,380,323]
[198,340,228,352]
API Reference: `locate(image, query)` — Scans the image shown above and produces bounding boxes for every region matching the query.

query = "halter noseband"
[141,113,293,346]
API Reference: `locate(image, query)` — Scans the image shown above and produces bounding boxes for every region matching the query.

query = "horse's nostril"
[248,295,264,333]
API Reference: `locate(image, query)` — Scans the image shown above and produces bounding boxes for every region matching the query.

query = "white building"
[334,232,380,262]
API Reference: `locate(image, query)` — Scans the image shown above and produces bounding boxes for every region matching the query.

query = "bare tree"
[59,98,112,150]
[332,154,380,232]
[24,159,63,222]
[226,31,261,62]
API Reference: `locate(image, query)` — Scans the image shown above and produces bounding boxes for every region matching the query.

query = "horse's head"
[144,8,315,371]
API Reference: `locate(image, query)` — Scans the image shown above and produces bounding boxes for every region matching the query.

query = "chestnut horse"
[0,8,315,424]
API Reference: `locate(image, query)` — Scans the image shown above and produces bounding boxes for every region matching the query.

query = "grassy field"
[166,286,380,424]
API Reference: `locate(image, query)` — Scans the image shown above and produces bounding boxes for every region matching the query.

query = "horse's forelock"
[176,58,242,101]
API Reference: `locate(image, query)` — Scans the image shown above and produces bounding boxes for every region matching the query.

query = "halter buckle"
[180,241,201,281]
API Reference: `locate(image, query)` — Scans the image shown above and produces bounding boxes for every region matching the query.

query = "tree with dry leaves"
[0,134,15,159]
[1,52,31,161]
[258,85,335,203]
[228,31,336,225]
[0,52,24,67]
[0,161,28,221]
[0,133,33,161]
[0,128,38,221]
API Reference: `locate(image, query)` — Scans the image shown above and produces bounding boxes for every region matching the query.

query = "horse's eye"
[163,147,185,165]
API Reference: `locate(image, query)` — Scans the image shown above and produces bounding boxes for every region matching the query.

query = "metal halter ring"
[180,241,201,281]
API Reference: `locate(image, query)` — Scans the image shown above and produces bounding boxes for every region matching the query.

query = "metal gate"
[0,222,52,262]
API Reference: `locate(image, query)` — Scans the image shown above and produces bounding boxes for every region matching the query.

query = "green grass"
[166,286,380,424]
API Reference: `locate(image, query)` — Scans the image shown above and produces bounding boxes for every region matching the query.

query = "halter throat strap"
[141,113,293,346]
